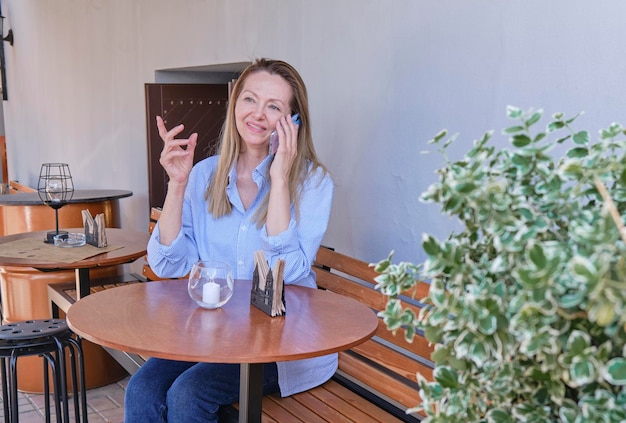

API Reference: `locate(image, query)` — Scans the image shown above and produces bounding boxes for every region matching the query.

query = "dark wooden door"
[145,84,229,210]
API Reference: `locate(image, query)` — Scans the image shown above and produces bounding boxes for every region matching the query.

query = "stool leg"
[67,341,80,422]
[67,337,88,423]
[53,338,70,423]
[66,340,80,423]
[42,354,51,423]
[8,353,18,423]
[42,352,63,423]
[1,358,9,423]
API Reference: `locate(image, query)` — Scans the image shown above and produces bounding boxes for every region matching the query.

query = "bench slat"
[350,338,432,383]
[289,390,358,423]
[257,397,295,422]
[338,352,422,411]
[307,383,401,423]
[375,320,434,363]
[263,379,405,423]
[315,247,431,299]
[262,394,330,423]
[314,268,387,309]
[323,381,406,422]
[315,247,381,284]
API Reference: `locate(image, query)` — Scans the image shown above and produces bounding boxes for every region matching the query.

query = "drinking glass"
[188,260,234,309]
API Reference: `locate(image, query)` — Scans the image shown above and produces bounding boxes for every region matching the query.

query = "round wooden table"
[0,227,150,392]
[0,227,149,300]
[67,279,379,422]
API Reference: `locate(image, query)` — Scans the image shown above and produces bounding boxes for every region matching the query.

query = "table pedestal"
[0,265,128,393]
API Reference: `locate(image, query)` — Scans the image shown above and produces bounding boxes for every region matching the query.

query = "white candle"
[202,281,220,304]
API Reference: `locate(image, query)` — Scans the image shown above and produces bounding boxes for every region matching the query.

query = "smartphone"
[269,113,301,155]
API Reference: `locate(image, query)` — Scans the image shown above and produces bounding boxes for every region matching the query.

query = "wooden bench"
[220,246,433,422]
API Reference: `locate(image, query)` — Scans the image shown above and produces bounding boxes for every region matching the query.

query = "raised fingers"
[156,116,185,142]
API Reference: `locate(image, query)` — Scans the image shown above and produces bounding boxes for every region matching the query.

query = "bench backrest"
[313,246,433,415]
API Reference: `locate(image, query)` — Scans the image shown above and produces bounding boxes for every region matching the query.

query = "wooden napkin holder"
[82,210,108,248]
[250,251,285,317]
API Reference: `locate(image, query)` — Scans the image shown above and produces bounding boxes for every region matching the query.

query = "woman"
[124,59,336,422]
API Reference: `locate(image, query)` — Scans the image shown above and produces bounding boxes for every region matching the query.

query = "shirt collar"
[227,155,273,186]
[226,155,274,212]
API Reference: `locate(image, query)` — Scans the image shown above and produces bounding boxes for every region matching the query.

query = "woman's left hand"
[269,114,299,182]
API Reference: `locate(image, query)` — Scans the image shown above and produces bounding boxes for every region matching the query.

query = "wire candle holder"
[37,163,74,243]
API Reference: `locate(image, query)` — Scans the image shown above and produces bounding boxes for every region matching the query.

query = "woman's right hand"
[156,116,198,184]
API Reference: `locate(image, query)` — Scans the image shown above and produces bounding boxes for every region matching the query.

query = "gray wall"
[2,0,625,268]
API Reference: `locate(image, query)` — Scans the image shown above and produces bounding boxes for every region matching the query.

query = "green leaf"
[487,409,514,423]
[570,358,595,387]
[469,340,489,367]
[560,160,583,177]
[517,269,542,289]
[503,125,525,134]
[512,134,531,147]
[478,314,497,335]
[566,147,588,158]
[422,235,441,256]
[558,291,585,309]
[430,346,450,364]
[511,153,532,168]
[527,110,542,126]
[570,256,597,283]
[556,134,572,143]
[559,400,580,423]
[507,105,522,119]
[567,330,590,355]
[548,121,565,132]
[528,244,547,268]
[433,129,447,142]
[454,181,478,193]
[424,326,442,344]
[565,112,582,124]
[572,130,589,145]
[433,366,459,388]
[605,358,626,385]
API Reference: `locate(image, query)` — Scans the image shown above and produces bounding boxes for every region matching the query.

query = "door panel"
[145,84,229,210]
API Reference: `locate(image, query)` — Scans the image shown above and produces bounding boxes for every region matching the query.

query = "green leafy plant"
[373,106,626,422]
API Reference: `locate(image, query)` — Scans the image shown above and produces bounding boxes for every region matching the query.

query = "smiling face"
[234,70,293,151]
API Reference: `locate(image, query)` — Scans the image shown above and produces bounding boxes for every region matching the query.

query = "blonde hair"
[206,58,328,226]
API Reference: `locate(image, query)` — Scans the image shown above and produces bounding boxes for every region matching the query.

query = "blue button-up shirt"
[147,154,337,396]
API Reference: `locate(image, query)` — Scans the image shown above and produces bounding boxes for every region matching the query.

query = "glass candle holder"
[37,163,74,243]
[188,260,234,309]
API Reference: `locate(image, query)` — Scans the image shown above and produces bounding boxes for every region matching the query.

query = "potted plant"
[373,106,626,422]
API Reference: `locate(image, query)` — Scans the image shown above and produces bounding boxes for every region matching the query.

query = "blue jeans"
[124,358,279,423]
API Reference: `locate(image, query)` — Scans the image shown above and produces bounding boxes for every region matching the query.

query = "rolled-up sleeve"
[147,225,198,278]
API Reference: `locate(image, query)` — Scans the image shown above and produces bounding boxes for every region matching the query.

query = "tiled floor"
[1,376,129,423]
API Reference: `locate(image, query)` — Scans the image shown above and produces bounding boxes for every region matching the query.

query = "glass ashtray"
[53,233,86,248]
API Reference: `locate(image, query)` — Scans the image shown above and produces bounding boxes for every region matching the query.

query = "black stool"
[0,319,88,423]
